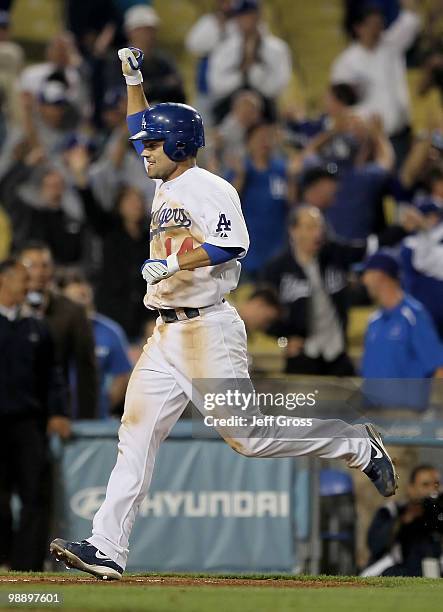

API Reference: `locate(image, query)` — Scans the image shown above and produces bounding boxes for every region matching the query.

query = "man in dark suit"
[0,258,68,570]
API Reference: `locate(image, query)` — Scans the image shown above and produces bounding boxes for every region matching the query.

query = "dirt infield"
[0,574,366,588]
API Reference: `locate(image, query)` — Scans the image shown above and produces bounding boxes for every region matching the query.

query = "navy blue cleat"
[362,424,398,497]
[50,539,123,581]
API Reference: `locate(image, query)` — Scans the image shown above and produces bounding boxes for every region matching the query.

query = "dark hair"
[15,240,52,259]
[347,3,383,39]
[232,88,264,112]
[57,267,89,290]
[288,204,323,227]
[426,167,443,191]
[329,83,360,107]
[299,166,338,198]
[248,286,281,310]
[246,121,273,142]
[409,464,438,485]
[0,257,19,275]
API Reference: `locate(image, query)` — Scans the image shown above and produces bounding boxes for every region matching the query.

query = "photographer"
[363,465,442,576]
[17,241,98,418]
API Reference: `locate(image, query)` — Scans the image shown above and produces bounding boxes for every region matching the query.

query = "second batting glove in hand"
[141,254,180,285]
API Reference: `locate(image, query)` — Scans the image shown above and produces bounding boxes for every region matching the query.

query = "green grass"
[0,574,442,612]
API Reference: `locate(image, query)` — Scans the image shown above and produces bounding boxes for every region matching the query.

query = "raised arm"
[371,116,395,172]
[400,134,432,188]
[127,83,149,117]
[118,47,149,115]
[384,0,421,52]
[117,47,150,157]
[64,145,114,236]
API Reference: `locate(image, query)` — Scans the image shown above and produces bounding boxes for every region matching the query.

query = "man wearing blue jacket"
[362,251,443,410]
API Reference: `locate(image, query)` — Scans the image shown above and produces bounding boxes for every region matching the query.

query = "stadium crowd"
[1,0,443,576]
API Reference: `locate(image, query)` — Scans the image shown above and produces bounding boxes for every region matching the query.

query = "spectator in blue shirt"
[297,166,339,210]
[304,114,394,240]
[225,122,295,279]
[61,271,132,419]
[401,200,443,338]
[361,251,443,410]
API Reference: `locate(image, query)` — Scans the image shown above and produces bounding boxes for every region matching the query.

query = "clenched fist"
[118,47,144,85]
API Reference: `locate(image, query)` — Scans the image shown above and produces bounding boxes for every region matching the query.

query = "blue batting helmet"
[129,103,205,161]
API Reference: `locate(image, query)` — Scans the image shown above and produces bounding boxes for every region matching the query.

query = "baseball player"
[50,48,397,580]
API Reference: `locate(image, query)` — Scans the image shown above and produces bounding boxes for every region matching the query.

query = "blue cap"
[231,0,260,15]
[129,103,205,162]
[363,251,399,279]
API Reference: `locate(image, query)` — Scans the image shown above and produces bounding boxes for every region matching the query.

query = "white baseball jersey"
[86,155,372,573]
[62,67,379,575]
[145,165,249,309]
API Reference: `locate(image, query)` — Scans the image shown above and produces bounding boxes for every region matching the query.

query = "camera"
[422,493,443,533]
[26,291,44,309]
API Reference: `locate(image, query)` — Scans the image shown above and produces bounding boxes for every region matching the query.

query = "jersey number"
[165,236,194,257]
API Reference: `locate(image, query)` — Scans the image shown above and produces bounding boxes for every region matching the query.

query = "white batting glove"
[141,254,180,285]
[117,47,144,86]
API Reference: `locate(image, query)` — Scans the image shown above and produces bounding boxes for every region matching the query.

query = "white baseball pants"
[88,301,371,568]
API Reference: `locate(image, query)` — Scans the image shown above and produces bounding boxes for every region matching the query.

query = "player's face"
[20,249,54,292]
[141,140,177,180]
